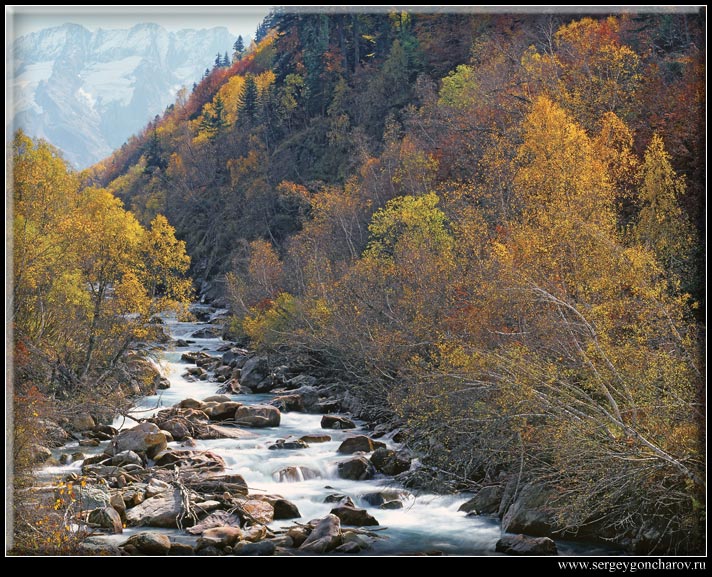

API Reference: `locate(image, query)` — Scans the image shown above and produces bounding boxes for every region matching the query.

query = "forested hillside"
[15,9,704,554]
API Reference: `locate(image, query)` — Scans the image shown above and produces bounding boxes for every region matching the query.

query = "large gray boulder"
[123,532,172,555]
[337,435,386,455]
[239,356,271,390]
[107,422,167,459]
[125,488,183,528]
[337,457,375,481]
[299,514,342,553]
[459,485,503,515]
[501,483,554,537]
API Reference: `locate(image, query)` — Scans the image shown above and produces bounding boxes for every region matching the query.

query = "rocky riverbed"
[35,307,617,556]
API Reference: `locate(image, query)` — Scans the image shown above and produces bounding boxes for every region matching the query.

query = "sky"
[8,6,272,41]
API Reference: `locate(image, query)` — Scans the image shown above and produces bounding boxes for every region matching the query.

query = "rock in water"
[337,457,375,481]
[239,356,270,390]
[125,488,183,528]
[107,422,167,459]
[321,415,356,430]
[234,404,280,428]
[337,435,386,454]
[495,534,558,556]
[370,447,411,475]
[234,540,276,556]
[273,499,301,520]
[299,514,342,553]
[459,485,503,515]
[87,506,123,534]
[273,465,321,483]
[123,532,172,555]
[329,506,379,527]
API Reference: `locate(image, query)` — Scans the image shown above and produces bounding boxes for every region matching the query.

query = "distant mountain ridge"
[12,22,234,168]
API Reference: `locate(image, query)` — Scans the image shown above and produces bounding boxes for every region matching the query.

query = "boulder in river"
[205,401,242,421]
[270,394,305,412]
[107,422,167,459]
[495,534,558,555]
[501,483,554,537]
[222,348,249,368]
[110,450,143,467]
[241,499,274,525]
[161,419,191,441]
[299,514,342,553]
[153,449,226,472]
[273,498,301,520]
[87,506,123,534]
[268,438,308,450]
[337,435,386,455]
[330,505,379,527]
[125,488,183,528]
[202,394,232,403]
[300,434,331,444]
[188,510,242,535]
[187,473,248,496]
[274,465,321,483]
[321,415,356,430]
[154,375,171,390]
[191,326,221,338]
[234,404,280,428]
[370,447,411,476]
[360,489,410,508]
[123,532,172,555]
[459,485,503,516]
[239,356,271,391]
[199,526,243,548]
[337,457,375,481]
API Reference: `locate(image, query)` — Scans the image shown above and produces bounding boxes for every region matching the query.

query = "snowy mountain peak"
[12,23,234,169]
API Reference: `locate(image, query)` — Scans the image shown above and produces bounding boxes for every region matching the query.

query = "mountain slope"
[13,23,234,168]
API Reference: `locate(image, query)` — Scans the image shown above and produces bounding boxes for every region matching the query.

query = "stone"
[155,376,171,390]
[239,356,270,390]
[181,351,212,364]
[79,438,100,447]
[30,445,52,464]
[205,401,242,421]
[168,542,195,555]
[161,419,191,441]
[108,422,167,459]
[234,404,280,428]
[202,394,232,403]
[110,493,127,521]
[299,434,331,444]
[109,450,143,467]
[316,400,341,413]
[174,339,190,348]
[40,419,72,447]
[125,488,183,528]
[123,532,172,555]
[186,366,206,377]
[459,485,503,516]
[242,525,267,542]
[87,506,123,534]
[273,465,321,483]
[337,457,375,481]
[501,483,554,537]
[334,542,361,554]
[191,326,221,338]
[199,526,243,548]
[287,526,309,548]
[222,348,249,368]
[82,453,109,467]
[235,540,276,556]
[337,435,386,455]
[284,374,317,390]
[273,499,301,520]
[370,447,410,475]
[204,424,257,440]
[271,395,305,412]
[69,412,96,431]
[146,478,171,498]
[268,439,308,450]
[187,473,248,496]
[241,499,274,524]
[122,487,146,507]
[360,490,406,507]
[187,511,242,535]
[380,500,403,510]
[153,449,226,472]
[324,494,355,507]
[321,415,356,430]
[495,534,558,556]
[299,514,342,553]
[330,506,379,527]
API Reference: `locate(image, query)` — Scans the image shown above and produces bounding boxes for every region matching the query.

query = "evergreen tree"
[233,35,245,59]
[238,74,259,122]
[214,53,222,68]
[223,51,230,67]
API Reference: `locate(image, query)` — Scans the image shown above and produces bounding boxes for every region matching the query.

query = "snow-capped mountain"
[12,23,234,168]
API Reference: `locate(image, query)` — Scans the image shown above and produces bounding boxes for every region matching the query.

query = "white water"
[49,310,614,555]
